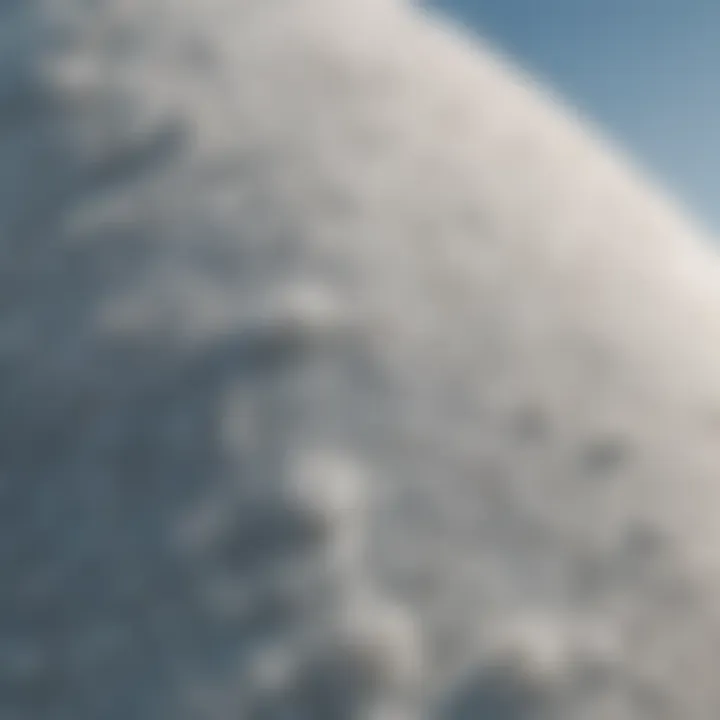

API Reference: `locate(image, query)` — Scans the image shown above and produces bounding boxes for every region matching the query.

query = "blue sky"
[428,1,720,236]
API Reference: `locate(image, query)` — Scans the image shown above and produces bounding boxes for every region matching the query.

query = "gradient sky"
[429,0,720,237]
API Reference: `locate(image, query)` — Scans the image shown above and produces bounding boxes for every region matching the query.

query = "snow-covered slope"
[4,0,720,717]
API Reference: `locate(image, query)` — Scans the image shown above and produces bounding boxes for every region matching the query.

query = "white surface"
[4,0,720,717]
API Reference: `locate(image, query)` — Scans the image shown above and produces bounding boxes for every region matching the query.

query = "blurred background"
[427,0,720,237]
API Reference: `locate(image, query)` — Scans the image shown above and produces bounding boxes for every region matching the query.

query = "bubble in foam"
[259,282,350,345]
[244,594,422,717]
[285,447,368,535]
[330,592,425,693]
[482,615,574,691]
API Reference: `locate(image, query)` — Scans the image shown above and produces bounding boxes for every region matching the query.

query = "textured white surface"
[4,0,720,717]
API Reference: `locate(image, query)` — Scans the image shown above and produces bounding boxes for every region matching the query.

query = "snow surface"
[4,0,720,717]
